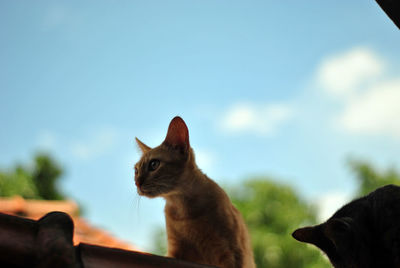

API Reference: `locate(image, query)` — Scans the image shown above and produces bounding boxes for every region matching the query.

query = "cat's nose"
[135,176,144,188]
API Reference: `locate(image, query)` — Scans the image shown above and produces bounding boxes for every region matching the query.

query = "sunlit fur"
[134,117,255,268]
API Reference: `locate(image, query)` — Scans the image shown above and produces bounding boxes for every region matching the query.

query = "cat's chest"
[164,197,220,220]
[165,210,211,229]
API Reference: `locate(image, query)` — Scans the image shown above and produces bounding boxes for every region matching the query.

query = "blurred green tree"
[0,164,38,199]
[151,226,168,256]
[349,159,400,196]
[0,153,66,200]
[229,178,330,268]
[31,154,64,200]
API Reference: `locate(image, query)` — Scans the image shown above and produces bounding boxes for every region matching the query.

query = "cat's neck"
[164,167,222,221]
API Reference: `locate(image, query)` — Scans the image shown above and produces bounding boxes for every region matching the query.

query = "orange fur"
[135,117,255,268]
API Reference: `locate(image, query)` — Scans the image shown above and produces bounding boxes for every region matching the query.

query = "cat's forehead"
[136,146,167,164]
[331,197,369,219]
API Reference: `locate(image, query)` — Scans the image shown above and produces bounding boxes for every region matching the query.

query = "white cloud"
[315,46,400,140]
[220,102,293,135]
[315,192,351,222]
[70,128,119,160]
[317,47,384,99]
[194,149,216,172]
[337,79,400,138]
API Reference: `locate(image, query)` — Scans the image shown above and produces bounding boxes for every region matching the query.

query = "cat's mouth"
[137,187,160,198]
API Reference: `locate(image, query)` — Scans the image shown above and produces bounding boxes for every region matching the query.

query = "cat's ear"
[293,224,333,250]
[162,116,190,152]
[135,137,151,154]
[292,225,321,245]
[326,217,352,235]
[292,223,337,260]
[325,217,353,248]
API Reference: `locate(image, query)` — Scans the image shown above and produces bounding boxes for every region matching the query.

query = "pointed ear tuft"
[163,116,190,152]
[292,226,319,244]
[135,137,151,154]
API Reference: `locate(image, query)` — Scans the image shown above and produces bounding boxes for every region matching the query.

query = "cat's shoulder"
[368,184,400,203]
[331,184,400,219]
[372,184,400,195]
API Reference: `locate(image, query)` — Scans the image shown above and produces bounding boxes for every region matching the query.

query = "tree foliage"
[0,153,65,200]
[349,159,400,196]
[229,178,330,268]
[152,226,168,256]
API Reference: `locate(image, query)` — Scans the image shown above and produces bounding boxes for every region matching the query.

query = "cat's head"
[292,216,372,268]
[134,116,194,198]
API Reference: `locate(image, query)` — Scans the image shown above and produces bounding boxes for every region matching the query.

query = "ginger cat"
[134,116,255,268]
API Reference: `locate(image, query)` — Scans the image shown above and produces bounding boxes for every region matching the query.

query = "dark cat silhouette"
[292,184,400,268]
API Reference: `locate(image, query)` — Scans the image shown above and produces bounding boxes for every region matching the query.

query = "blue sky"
[1,1,400,251]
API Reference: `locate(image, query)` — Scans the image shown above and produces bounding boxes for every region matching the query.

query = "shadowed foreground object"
[0,212,217,268]
[0,196,136,251]
[292,184,400,268]
[376,0,400,28]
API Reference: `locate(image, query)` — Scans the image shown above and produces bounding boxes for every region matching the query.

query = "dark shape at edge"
[0,212,217,268]
[376,0,400,29]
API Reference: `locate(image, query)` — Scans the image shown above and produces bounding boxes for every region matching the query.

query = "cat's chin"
[137,188,161,198]
[142,193,159,198]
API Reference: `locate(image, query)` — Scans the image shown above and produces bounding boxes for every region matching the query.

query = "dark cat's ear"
[294,224,344,264]
[162,116,190,152]
[293,224,333,251]
[325,217,353,248]
[292,225,320,245]
[135,137,151,154]
[327,217,352,234]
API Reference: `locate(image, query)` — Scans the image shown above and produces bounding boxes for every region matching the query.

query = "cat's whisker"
[136,195,141,209]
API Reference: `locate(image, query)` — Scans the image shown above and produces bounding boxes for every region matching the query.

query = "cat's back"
[333,184,400,218]
[369,184,400,231]
[368,185,400,266]
[165,175,255,268]
[202,177,256,268]
[370,184,400,203]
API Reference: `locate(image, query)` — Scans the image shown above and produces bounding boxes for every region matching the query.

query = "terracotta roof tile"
[0,196,139,252]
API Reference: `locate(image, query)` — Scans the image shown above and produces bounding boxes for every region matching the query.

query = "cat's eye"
[149,159,160,171]
[134,167,138,176]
